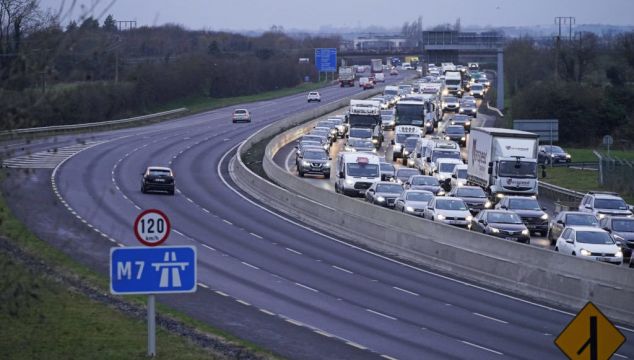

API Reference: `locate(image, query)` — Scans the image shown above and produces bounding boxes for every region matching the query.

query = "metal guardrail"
[0,108,189,138]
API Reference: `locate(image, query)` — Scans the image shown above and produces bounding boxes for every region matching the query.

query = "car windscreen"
[384,89,398,96]
[452,115,470,122]
[576,231,615,245]
[407,192,433,202]
[613,219,634,232]
[445,80,461,85]
[436,199,468,211]
[376,184,403,193]
[327,119,343,125]
[303,151,328,160]
[565,214,599,226]
[149,169,171,176]
[411,177,437,185]
[446,127,464,134]
[546,146,565,153]
[395,133,413,143]
[347,163,379,177]
[432,151,460,162]
[381,110,394,116]
[487,212,523,224]
[594,199,629,210]
[316,122,333,128]
[404,138,418,148]
[349,139,373,148]
[471,85,483,90]
[381,115,394,121]
[498,161,537,178]
[439,163,458,173]
[508,198,541,210]
[444,97,457,103]
[397,169,419,178]
[301,136,324,143]
[457,169,468,179]
[349,128,372,138]
[456,188,486,198]
[234,110,247,114]
[380,163,395,171]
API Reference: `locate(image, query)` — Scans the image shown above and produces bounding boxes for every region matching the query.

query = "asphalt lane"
[7,71,633,359]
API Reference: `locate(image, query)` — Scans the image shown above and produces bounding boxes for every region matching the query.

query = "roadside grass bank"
[542,167,634,204]
[567,148,634,162]
[0,171,275,360]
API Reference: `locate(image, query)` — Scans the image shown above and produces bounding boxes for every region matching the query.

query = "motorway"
[2,71,633,359]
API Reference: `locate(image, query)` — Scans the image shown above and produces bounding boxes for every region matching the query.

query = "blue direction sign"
[110,246,197,295]
[315,48,337,72]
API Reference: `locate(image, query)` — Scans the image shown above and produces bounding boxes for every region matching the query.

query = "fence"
[598,152,634,197]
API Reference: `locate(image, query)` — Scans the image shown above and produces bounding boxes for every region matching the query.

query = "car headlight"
[496,193,505,199]
[323,144,329,150]
[406,206,415,212]
[490,227,500,233]
[324,162,331,167]
[540,213,549,220]
[444,136,450,140]
[345,179,354,185]
[550,154,555,158]
[330,129,337,134]
[465,121,471,126]
[451,121,456,125]
[459,109,464,113]
[376,196,385,203]
[437,214,446,220]
[521,229,529,236]
[437,190,445,196]
[302,160,310,166]
[372,148,377,153]
[565,154,571,159]
[461,137,466,141]
[580,249,592,256]
[484,200,492,208]
[466,215,473,222]
[615,250,623,258]
[598,213,606,219]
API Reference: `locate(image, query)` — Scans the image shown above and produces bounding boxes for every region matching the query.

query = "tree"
[79,16,99,30]
[102,14,116,32]
[66,20,77,32]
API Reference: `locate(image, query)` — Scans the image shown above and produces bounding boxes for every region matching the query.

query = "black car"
[601,216,634,260]
[394,168,420,184]
[443,125,466,146]
[448,186,492,214]
[449,114,472,132]
[405,175,444,195]
[547,211,599,245]
[470,210,531,243]
[296,148,332,178]
[141,166,175,195]
[379,162,396,181]
[538,145,571,165]
[365,182,404,208]
[496,196,548,235]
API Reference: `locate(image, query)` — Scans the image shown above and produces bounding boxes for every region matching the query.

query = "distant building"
[351,35,408,51]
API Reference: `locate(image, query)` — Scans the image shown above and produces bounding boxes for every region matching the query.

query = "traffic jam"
[289,60,634,268]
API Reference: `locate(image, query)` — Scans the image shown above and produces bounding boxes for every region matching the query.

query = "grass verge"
[567,148,634,162]
[542,167,634,204]
[0,172,274,359]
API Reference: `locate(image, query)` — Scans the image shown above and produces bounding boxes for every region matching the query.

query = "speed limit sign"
[134,209,171,247]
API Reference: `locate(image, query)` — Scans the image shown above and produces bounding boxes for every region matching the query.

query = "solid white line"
[134,205,141,210]
[202,244,216,251]
[381,355,399,360]
[236,299,251,306]
[259,309,275,316]
[173,229,184,236]
[284,143,296,173]
[241,261,260,270]
[393,286,419,296]
[314,330,334,338]
[366,308,397,321]
[460,341,503,356]
[332,265,353,274]
[286,319,304,327]
[222,219,233,225]
[202,208,210,213]
[614,353,628,359]
[285,247,302,255]
[473,312,508,324]
[346,341,368,350]
[249,232,263,239]
[295,282,319,293]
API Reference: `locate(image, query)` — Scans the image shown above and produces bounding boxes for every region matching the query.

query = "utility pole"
[554,17,575,81]
[112,21,137,83]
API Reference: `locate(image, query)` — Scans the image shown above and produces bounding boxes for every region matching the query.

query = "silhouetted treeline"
[0,9,340,130]
[505,33,634,148]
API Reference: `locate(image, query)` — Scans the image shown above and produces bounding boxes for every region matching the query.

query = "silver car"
[424,197,473,227]
[395,190,434,216]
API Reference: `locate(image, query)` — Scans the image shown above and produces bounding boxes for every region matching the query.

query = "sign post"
[603,135,613,158]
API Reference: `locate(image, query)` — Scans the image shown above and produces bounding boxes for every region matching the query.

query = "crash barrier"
[232,94,634,325]
[0,108,189,139]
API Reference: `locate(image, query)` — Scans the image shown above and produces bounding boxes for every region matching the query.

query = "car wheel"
[141,185,146,194]
[554,247,558,252]
[572,251,576,256]
[324,173,330,179]
[544,158,551,165]
[169,189,175,196]
[298,170,304,177]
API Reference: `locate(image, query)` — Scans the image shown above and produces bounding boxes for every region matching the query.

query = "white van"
[450,164,468,188]
[434,158,464,182]
[422,141,461,175]
[374,73,385,82]
[334,152,381,196]
[391,125,422,162]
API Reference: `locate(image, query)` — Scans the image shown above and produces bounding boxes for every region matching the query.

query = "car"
[310,128,335,146]
[442,125,467,146]
[296,147,332,178]
[441,96,460,112]
[433,158,463,184]
[307,92,321,102]
[401,137,420,165]
[450,164,468,189]
[600,216,634,261]
[449,114,472,132]
[298,135,329,151]
[459,101,477,116]
[374,73,385,82]
[470,84,485,98]
[547,211,600,245]
[141,166,175,195]
[538,145,571,164]
[295,140,325,162]
[404,175,444,195]
[496,196,549,235]
[448,186,492,214]
[365,181,404,207]
[390,68,399,76]
[579,191,633,219]
[394,168,420,185]
[394,190,434,216]
[379,162,396,181]
[359,77,374,89]
[555,226,623,265]
[326,117,347,137]
[470,210,531,243]
[347,127,373,141]
[314,121,338,141]
[424,197,473,228]
[381,114,396,130]
[232,109,251,123]
[344,138,376,153]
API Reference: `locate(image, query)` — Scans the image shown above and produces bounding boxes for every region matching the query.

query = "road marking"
[346,341,367,350]
[259,309,275,316]
[614,353,628,359]
[285,247,302,255]
[332,265,353,274]
[249,232,263,239]
[393,286,419,296]
[173,229,184,236]
[295,282,319,293]
[197,283,209,289]
[460,341,503,356]
[366,309,397,321]
[134,205,141,210]
[314,330,334,338]
[241,261,260,270]
[214,290,229,297]
[285,319,304,327]
[202,208,210,213]
[473,312,508,324]
[236,299,251,306]
[222,219,233,225]
[202,244,216,251]
[381,355,399,360]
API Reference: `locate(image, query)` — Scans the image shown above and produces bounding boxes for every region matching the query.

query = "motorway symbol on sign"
[110,246,197,295]
[554,302,625,360]
[134,209,171,246]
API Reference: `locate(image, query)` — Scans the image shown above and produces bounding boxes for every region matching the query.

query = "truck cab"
[334,153,381,197]
[348,100,383,149]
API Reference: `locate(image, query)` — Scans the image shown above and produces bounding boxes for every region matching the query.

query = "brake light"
[357,157,369,164]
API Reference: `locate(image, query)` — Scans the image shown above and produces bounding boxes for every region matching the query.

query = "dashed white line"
[314,330,334,338]
[381,355,399,360]
[173,229,184,236]
[134,205,141,210]
[197,283,209,289]
[241,261,260,270]
[332,265,353,274]
[393,286,419,296]
[222,219,233,225]
[202,208,210,213]
[460,341,503,355]
[285,247,302,255]
[259,309,275,316]
[346,341,367,350]
[202,244,216,251]
[249,232,263,239]
[366,309,397,321]
[614,353,628,359]
[236,299,251,306]
[295,282,319,293]
[473,312,508,324]
[214,290,229,297]
[286,319,304,327]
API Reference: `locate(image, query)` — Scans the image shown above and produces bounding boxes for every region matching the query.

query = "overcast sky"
[41,0,634,31]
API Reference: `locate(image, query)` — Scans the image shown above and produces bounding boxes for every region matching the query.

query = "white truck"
[441,62,456,74]
[338,66,355,87]
[444,71,463,96]
[371,59,383,73]
[467,128,540,200]
[334,153,381,197]
[347,100,383,148]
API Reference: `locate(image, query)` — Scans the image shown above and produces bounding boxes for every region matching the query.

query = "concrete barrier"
[232,90,634,326]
